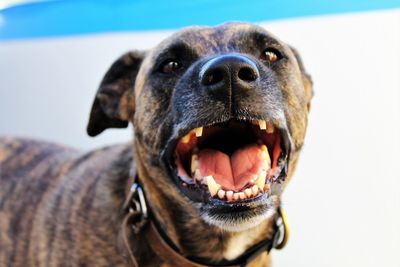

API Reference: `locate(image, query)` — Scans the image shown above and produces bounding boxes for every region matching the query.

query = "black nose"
[200,54,259,98]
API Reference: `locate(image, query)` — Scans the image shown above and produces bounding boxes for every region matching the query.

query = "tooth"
[250,174,257,184]
[181,133,191,143]
[256,171,267,190]
[258,120,267,130]
[194,127,203,137]
[217,189,226,199]
[239,192,246,200]
[266,122,275,134]
[194,169,202,181]
[206,176,220,197]
[226,191,234,201]
[264,184,270,192]
[260,145,271,167]
[191,154,198,173]
[264,152,271,167]
[233,193,240,201]
[244,188,252,198]
[252,185,259,196]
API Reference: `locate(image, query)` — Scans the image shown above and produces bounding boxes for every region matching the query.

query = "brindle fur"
[0,22,312,267]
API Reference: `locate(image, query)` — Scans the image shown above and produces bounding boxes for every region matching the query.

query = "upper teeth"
[181,126,204,143]
[181,132,192,143]
[254,120,275,133]
[194,127,203,137]
[185,121,274,140]
[258,120,267,130]
[266,122,275,134]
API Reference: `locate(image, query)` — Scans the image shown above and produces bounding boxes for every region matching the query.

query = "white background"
[1,9,399,267]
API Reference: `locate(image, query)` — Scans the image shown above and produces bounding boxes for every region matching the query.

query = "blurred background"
[1,1,399,266]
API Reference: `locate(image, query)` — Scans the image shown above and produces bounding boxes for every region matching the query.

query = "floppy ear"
[290,46,313,112]
[87,51,146,137]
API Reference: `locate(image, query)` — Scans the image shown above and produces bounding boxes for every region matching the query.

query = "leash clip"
[127,183,148,219]
[123,182,149,234]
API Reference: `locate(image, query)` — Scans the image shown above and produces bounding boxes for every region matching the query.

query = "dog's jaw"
[134,139,278,264]
[199,194,278,232]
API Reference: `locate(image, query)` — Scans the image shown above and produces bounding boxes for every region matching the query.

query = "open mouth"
[171,119,290,203]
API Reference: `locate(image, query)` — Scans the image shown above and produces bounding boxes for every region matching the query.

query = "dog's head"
[87,22,312,232]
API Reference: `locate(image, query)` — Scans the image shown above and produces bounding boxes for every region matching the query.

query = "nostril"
[238,67,258,82]
[202,69,224,86]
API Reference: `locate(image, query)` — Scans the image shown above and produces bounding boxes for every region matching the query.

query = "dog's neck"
[132,148,275,266]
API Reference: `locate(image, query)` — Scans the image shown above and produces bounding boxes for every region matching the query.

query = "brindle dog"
[0,22,312,267]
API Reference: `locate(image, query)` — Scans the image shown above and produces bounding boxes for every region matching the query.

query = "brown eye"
[261,48,281,64]
[161,60,181,73]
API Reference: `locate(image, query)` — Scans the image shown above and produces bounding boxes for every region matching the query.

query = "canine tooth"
[191,154,198,173]
[256,171,267,190]
[252,185,259,196]
[258,120,267,130]
[226,191,234,201]
[260,145,271,167]
[264,152,271,167]
[217,189,226,199]
[264,184,270,192]
[194,127,203,137]
[181,133,191,143]
[194,169,202,181]
[244,188,252,198]
[233,193,240,201]
[206,176,220,197]
[239,192,246,200]
[266,122,275,134]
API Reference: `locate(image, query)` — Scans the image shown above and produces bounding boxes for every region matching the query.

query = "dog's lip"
[161,117,292,206]
[202,192,273,213]
[163,117,292,161]
[176,178,283,216]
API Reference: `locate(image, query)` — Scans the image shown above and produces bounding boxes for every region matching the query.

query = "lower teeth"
[194,174,270,201]
[186,144,272,201]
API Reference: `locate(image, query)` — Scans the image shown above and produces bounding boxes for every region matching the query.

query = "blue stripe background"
[1,0,400,41]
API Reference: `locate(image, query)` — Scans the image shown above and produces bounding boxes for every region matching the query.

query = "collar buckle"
[123,182,148,234]
[128,183,148,218]
[272,207,289,250]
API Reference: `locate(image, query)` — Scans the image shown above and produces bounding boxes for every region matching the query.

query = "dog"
[0,22,312,267]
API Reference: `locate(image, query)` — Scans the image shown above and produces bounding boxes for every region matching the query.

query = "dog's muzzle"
[161,53,293,227]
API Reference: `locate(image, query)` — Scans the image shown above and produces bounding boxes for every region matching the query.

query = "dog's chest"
[223,229,263,260]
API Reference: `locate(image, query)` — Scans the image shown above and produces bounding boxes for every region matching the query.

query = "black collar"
[121,179,289,267]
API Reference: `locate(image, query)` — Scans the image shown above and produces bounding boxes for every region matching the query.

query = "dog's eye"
[260,48,281,64]
[160,60,181,74]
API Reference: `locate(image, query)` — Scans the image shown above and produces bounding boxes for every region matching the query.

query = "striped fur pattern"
[0,22,312,267]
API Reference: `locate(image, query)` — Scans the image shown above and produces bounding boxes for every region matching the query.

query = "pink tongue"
[198,144,264,191]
